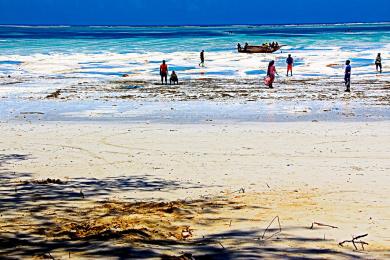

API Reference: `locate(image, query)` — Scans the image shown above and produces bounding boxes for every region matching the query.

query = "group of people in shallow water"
[237,42,280,52]
[159,50,205,85]
[265,53,383,91]
[159,49,384,93]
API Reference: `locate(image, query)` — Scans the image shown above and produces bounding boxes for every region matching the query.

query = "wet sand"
[1,121,389,259]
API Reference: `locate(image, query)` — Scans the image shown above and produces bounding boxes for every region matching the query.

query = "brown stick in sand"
[310,222,338,229]
[339,234,369,251]
[261,216,282,240]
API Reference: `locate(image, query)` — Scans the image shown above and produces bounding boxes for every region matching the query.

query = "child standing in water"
[344,60,352,92]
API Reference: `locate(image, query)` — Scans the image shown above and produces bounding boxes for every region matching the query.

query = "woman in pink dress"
[266,60,277,89]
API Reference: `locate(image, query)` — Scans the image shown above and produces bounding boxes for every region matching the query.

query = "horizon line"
[0,21,389,28]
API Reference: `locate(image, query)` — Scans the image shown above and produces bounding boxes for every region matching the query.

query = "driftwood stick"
[261,216,282,240]
[310,222,338,229]
[339,234,369,251]
[217,241,225,249]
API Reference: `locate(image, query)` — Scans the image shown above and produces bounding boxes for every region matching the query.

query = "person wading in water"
[199,50,205,67]
[344,60,352,92]
[286,54,294,77]
[160,60,168,85]
[266,60,278,89]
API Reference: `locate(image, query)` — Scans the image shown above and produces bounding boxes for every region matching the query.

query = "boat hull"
[238,46,281,54]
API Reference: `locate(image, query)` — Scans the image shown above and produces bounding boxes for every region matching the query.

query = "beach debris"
[232,187,245,194]
[123,85,143,89]
[23,178,64,185]
[221,92,235,98]
[46,89,61,99]
[20,112,44,115]
[260,216,282,240]
[180,226,193,240]
[161,253,195,260]
[339,234,369,251]
[217,241,225,249]
[119,95,135,99]
[310,222,338,229]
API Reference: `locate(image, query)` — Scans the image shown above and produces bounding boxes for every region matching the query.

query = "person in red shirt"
[160,60,168,85]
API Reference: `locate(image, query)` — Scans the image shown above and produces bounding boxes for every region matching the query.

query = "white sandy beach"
[1,121,389,259]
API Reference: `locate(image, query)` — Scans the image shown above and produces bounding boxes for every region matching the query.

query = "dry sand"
[0,121,389,259]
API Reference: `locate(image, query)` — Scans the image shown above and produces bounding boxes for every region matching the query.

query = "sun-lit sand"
[1,121,389,259]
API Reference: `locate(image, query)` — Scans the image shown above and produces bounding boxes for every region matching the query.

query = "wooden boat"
[238,45,282,54]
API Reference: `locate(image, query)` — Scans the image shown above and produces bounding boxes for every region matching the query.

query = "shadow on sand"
[0,153,364,259]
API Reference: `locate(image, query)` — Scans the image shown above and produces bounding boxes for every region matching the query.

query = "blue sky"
[0,0,389,25]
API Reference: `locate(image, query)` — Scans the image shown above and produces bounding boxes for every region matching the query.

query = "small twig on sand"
[310,222,338,229]
[266,183,270,189]
[229,220,232,227]
[261,216,282,240]
[339,234,369,251]
[231,188,245,194]
[217,241,225,249]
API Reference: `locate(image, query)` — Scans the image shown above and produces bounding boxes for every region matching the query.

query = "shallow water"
[0,23,389,123]
[0,23,389,81]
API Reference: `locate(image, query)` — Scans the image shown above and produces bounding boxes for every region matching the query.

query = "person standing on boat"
[199,50,205,67]
[344,60,352,92]
[286,54,294,76]
[266,60,278,89]
[375,53,382,73]
[160,60,168,85]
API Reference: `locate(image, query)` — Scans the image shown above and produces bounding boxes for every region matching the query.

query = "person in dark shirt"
[344,60,352,92]
[199,50,205,67]
[170,71,178,85]
[375,53,382,73]
[286,54,294,76]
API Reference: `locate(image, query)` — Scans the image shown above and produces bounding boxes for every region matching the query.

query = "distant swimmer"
[265,60,278,89]
[160,60,168,85]
[170,71,178,85]
[375,53,382,73]
[286,54,294,77]
[344,60,351,92]
[199,50,205,67]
